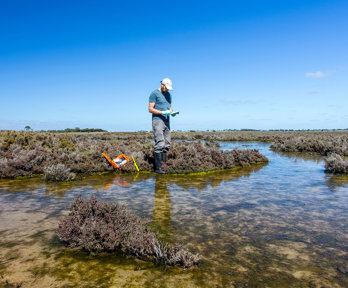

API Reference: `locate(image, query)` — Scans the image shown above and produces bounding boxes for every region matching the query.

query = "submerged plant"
[56,195,201,268]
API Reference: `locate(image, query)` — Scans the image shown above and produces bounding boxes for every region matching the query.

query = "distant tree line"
[19,126,107,133]
[45,127,108,133]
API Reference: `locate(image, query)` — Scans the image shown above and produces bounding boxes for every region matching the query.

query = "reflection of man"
[153,175,173,238]
[148,78,174,174]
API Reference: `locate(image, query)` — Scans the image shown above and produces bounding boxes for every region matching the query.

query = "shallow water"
[0,142,347,287]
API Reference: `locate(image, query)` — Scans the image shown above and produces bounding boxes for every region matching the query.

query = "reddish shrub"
[57,195,201,268]
[160,142,267,174]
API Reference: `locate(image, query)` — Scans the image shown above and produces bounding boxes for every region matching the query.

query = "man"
[148,78,176,174]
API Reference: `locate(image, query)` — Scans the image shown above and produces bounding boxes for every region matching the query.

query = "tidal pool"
[0,142,347,287]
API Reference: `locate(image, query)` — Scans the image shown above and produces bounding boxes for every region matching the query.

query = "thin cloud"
[305,67,346,78]
[305,71,329,78]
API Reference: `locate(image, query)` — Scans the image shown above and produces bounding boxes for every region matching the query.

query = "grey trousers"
[152,119,171,153]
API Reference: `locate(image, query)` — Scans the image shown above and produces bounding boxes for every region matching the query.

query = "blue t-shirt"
[149,89,172,123]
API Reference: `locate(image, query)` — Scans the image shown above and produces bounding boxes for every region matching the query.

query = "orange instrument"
[102,153,130,169]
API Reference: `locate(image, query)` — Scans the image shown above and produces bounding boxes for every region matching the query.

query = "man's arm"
[149,102,163,115]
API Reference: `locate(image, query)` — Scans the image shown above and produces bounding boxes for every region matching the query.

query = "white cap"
[161,78,173,90]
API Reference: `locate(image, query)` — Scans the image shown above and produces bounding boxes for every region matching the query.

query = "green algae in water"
[50,249,157,288]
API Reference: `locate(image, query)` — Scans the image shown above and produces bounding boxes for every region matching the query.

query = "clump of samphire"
[271,135,348,156]
[325,153,348,174]
[56,195,201,268]
[160,141,268,174]
[44,164,76,181]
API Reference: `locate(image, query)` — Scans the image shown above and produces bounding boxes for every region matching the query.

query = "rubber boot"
[162,151,167,163]
[154,152,165,174]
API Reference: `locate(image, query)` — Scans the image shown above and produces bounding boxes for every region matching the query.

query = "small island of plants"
[0,131,269,181]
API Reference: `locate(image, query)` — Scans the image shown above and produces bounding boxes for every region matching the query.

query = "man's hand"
[162,110,171,115]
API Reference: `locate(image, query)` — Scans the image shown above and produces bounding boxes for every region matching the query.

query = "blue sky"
[1,0,347,131]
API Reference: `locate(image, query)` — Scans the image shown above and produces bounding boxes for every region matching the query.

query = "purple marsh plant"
[44,164,76,181]
[325,153,348,174]
[271,135,348,156]
[56,195,201,268]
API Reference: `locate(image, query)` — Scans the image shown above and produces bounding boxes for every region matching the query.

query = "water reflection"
[169,164,267,191]
[325,174,348,191]
[153,175,174,241]
[103,174,132,189]
[98,165,269,242]
[272,151,323,163]
[0,163,268,198]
